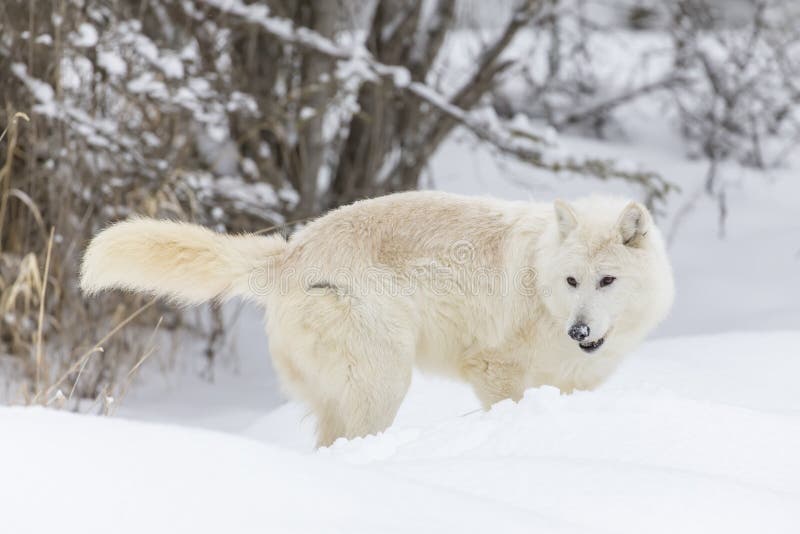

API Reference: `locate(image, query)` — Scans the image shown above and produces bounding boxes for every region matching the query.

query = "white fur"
[81,191,674,446]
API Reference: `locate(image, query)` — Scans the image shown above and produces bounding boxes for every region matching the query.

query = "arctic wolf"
[81,191,674,446]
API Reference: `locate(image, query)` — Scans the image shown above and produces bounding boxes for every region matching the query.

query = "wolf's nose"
[568,323,590,341]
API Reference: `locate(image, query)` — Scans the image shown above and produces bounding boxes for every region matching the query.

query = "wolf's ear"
[554,199,578,240]
[616,201,650,247]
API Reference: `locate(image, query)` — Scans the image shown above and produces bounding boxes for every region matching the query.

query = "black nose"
[569,323,590,341]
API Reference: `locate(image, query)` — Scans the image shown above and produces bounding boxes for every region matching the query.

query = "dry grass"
[0,105,183,411]
[0,0,248,408]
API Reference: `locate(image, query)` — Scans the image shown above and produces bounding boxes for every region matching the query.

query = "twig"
[67,347,99,402]
[552,74,689,129]
[35,227,55,397]
[111,316,164,414]
[0,111,31,253]
[0,112,30,145]
[252,214,317,235]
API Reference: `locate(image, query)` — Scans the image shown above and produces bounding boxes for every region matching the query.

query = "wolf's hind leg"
[314,354,412,448]
[270,291,415,448]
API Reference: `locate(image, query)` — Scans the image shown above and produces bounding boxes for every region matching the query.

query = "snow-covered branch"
[197,0,546,141]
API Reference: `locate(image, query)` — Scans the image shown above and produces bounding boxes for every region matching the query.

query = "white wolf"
[81,191,674,446]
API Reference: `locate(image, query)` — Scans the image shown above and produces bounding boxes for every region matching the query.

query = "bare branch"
[408,0,456,81]
[367,0,422,64]
[552,74,689,129]
[197,0,545,144]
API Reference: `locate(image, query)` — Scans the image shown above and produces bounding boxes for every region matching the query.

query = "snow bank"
[5,332,799,533]
[328,386,800,534]
[0,407,538,534]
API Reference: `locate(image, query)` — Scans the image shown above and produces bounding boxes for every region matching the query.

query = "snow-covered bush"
[493,0,799,230]
[667,0,800,225]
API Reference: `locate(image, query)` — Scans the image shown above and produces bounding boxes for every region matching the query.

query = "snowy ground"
[4,30,800,534]
[4,331,799,533]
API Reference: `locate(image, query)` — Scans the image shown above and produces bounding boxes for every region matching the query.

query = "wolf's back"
[80,218,286,304]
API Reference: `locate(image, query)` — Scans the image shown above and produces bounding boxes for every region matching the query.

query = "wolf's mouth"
[579,337,605,353]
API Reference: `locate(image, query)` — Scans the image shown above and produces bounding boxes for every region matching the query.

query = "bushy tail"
[80,218,287,305]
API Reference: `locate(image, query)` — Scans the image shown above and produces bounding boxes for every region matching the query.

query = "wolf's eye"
[566,276,578,287]
[599,276,616,288]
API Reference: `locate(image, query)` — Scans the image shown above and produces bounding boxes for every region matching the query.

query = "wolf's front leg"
[460,353,528,409]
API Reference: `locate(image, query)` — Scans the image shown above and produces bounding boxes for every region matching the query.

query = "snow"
[391,66,412,88]
[97,50,128,77]
[71,23,99,48]
[127,72,168,97]
[11,63,56,116]
[4,332,799,533]
[299,106,316,120]
[34,34,53,46]
[157,52,185,79]
[0,408,535,534]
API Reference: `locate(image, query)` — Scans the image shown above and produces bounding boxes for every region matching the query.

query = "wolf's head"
[535,196,674,357]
